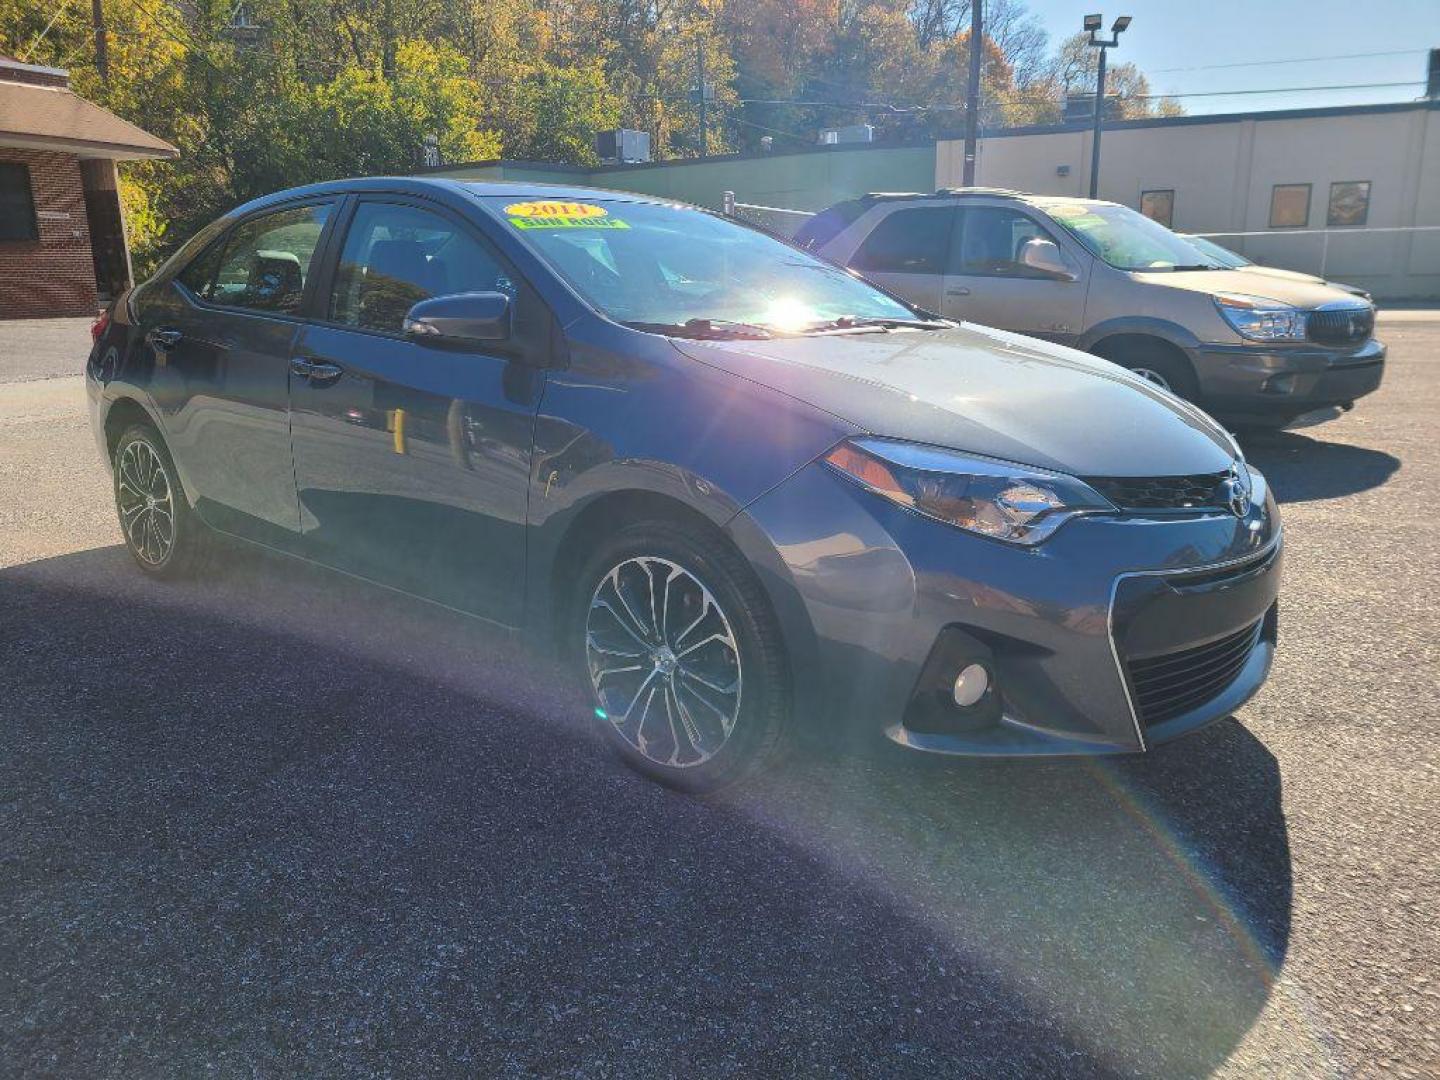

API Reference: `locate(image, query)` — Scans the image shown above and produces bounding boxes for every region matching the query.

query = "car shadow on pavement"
[1,545,1301,1078]
[1239,428,1400,504]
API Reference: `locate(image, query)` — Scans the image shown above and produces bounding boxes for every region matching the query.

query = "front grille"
[1086,471,1231,512]
[1125,620,1263,727]
[1307,306,1373,346]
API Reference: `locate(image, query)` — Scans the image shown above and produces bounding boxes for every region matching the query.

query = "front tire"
[1095,339,1201,402]
[572,520,790,792]
[113,424,211,579]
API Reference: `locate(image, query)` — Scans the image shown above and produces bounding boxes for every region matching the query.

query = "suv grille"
[1086,471,1232,512]
[1307,306,1373,346]
[1125,620,1263,727]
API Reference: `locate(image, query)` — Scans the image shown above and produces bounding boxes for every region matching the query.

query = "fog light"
[952,663,991,707]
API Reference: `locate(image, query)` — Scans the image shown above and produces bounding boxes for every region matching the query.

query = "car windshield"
[483,196,925,336]
[1035,200,1224,272]
[1185,235,1251,269]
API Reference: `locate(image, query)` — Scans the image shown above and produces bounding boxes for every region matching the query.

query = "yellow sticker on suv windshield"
[504,200,628,230]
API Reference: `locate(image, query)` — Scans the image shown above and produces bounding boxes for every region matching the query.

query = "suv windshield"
[1184,234,1251,269]
[484,196,923,335]
[1035,200,1222,272]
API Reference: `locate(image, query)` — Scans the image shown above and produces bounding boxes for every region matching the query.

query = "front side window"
[851,206,955,275]
[485,196,918,333]
[330,202,512,334]
[951,207,1068,278]
[0,162,39,242]
[209,203,332,314]
[1037,199,1218,272]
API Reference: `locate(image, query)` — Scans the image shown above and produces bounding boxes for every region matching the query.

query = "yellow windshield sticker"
[504,200,627,229]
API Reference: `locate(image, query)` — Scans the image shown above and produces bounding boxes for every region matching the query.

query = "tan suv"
[795,189,1385,427]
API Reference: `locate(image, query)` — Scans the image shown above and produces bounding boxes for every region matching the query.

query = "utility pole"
[696,41,708,158]
[961,0,982,186]
[1083,14,1130,198]
[92,0,108,83]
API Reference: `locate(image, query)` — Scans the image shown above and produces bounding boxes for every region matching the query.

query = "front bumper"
[732,460,1282,756]
[1189,337,1385,419]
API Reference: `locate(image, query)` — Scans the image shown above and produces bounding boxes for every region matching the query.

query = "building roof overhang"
[0,80,177,160]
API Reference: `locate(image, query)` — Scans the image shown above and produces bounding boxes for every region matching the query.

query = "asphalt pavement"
[1,316,1436,1078]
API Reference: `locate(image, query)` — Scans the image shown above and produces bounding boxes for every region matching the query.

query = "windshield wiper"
[803,315,951,333]
[622,318,773,340]
[1164,263,1225,272]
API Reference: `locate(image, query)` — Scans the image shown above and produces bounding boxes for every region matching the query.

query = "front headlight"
[823,439,1115,545]
[1214,293,1308,341]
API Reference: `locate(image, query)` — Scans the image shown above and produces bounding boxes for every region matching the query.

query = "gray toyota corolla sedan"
[87,178,1282,790]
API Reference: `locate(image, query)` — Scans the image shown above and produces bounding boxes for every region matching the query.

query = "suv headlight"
[823,439,1115,545]
[1214,293,1308,342]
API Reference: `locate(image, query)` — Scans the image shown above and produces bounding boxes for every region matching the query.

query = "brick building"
[0,54,175,319]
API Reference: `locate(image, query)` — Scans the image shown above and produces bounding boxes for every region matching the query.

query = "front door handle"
[146,327,183,351]
[291,357,344,383]
[946,286,972,297]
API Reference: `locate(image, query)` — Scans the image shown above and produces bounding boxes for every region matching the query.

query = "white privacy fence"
[722,192,814,238]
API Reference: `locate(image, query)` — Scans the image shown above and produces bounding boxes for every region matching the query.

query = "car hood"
[671,323,1238,477]
[1129,267,1365,308]
[1239,264,1367,297]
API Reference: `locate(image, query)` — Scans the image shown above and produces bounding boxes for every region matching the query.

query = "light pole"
[1084,13,1130,198]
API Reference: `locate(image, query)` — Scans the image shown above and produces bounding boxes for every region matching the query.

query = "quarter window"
[952,207,1066,278]
[0,162,39,242]
[330,203,513,334]
[209,203,333,314]
[851,206,955,275]
[176,238,225,299]
[1327,181,1371,227]
[1268,184,1311,229]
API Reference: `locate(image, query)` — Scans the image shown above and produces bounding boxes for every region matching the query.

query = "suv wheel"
[113,424,212,579]
[1095,340,1200,402]
[573,521,789,792]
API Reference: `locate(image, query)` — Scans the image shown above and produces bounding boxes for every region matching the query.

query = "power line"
[1150,48,1426,73]
[19,0,72,63]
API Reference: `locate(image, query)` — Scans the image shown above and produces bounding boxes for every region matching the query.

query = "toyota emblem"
[1221,471,1249,517]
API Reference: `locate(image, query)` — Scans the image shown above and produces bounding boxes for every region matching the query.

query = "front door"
[942,205,1090,344]
[288,199,546,625]
[144,200,334,544]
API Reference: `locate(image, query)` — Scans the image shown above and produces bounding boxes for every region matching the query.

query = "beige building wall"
[936,104,1440,299]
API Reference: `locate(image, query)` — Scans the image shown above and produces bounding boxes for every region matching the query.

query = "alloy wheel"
[1130,366,1174,392]
[117,438,175,566]
[585,556,743,768]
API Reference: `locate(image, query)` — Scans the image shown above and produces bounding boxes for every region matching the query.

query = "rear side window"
[850,206,955,275]
[330,202,516,334]
[209,203,333,315]
[952,207,1062,278]
[793,200,867,252]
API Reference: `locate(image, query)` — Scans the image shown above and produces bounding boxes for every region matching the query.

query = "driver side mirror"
[404,291,512,345]
[1018,238,1079,282]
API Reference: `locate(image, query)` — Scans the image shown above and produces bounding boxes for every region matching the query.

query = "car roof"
[225,176,691,221]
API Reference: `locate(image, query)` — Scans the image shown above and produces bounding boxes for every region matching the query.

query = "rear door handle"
[291,357,344,383]
[146,327,183,351]
[946,287,971,297]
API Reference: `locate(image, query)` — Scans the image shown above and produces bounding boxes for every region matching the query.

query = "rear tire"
[113,424,213,579]
[570,519,790,793]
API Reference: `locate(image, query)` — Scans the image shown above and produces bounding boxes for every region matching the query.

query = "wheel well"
[548,490,740,652]
[1090,333,1194,375]
[103,398,154,462]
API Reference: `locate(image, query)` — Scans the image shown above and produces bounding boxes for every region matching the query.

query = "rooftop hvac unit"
[818,124,874,145]
[595,129,652,164]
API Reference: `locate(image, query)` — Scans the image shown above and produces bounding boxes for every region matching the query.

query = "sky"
[1021,0,1440,115]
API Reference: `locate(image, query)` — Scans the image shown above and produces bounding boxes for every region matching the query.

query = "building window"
[1269,184,1311,229]
[1327,181,1371,227]
[1139,190,1174,228]
[0,163,40,242]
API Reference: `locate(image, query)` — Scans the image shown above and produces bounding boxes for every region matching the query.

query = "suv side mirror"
[1018,238,1079,282]
[404,291,512,345]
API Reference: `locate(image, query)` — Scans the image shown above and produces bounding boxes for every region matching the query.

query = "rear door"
[943,204,1090,343]
[288,197,547,625]
[143,200,335,544]
[844,204,957,314]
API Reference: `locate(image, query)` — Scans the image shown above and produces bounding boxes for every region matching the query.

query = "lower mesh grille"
[1126,620,1263,727]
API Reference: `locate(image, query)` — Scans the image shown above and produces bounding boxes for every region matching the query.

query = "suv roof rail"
[933,186,1033,198]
